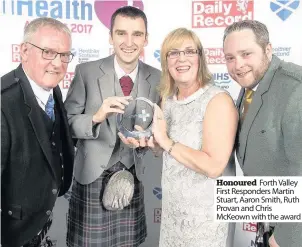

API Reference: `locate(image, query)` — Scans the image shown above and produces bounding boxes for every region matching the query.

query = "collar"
[23,67,53,106]
[114,55,138,82]
[249,84,259,92]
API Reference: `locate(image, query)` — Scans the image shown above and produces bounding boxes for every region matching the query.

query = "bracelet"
[168,140,177,155]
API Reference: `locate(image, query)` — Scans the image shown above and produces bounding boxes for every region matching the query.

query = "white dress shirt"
[114,55,138,83]
[23,69,54,112]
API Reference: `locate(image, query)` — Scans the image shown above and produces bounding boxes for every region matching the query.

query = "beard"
[252,53,271,87]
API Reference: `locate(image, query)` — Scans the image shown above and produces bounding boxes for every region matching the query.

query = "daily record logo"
[242,222,257,232]
[243,223,257,247]
[204,48,225,64]
[270,0,300,21]
[192,0,254,28]
[1,0,144,29]
[154,208,162,223]
[61,72,75,89]
[12,44,21,63]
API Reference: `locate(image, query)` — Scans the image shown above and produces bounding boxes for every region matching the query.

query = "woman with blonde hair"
[149,28,238,246]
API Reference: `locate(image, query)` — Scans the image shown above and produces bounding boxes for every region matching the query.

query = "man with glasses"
[1,17,74,247]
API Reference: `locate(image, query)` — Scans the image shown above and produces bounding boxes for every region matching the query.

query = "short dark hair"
[223,20,270,51]
[110,6,148,36]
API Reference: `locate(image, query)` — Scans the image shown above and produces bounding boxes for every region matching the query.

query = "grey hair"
[23,17,71,42]
[223,20,270,51]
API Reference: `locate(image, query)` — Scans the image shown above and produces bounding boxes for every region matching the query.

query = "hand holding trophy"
[117,97,155,148]
[103,97,155,211]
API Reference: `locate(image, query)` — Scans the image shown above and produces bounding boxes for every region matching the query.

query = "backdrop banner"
[1,1,301,246]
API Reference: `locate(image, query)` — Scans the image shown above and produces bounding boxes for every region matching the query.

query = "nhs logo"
[213,73,231,83]
[270,0,300,21]
[213,73,232,89]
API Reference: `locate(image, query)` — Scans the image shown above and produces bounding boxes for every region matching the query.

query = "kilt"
[66,162,147,247]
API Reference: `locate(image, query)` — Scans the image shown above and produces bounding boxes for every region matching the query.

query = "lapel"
[236,88,245,111]
[136,60,151,99]
[97,55,117,134]
[133,61,152,128]
[15,65,57,179]
[240,55,282,162]
[234,87,245,161]
[53,86,74,156]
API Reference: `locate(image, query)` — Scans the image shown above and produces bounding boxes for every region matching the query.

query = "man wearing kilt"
[1,17,74,247]
[64,6,161,247]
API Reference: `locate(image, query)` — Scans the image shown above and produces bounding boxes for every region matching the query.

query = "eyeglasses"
[27,42,74,63]
[167,49,200,59]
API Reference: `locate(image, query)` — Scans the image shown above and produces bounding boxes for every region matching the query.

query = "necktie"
[45,94,55,122]
[120,76,133,96]
[241,88,254,122]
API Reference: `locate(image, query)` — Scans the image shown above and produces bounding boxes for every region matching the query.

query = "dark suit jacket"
[1,65,74,247]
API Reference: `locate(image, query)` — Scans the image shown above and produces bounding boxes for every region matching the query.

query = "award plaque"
[116,97,154,139]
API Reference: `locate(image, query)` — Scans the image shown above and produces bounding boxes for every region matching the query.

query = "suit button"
[52,189,57,194]
[109,144,115,148]
[52,142,56,146]
[46,210,52,216]
[8,210,12,215]
[60,153,63,157]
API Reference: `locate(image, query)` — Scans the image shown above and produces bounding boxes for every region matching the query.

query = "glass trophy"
[116,97,154,139]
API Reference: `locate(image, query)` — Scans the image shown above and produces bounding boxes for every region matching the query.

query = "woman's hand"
[152,104,170,147]
[147,135,163,157]
[118,125,148,148]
